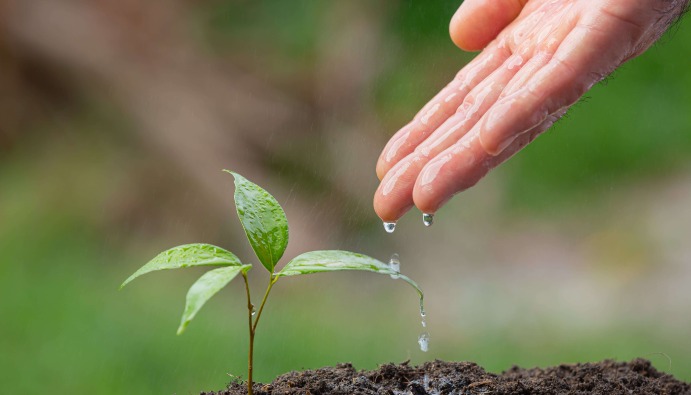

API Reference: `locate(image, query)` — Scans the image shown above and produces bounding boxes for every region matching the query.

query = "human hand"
[374,0,688,223]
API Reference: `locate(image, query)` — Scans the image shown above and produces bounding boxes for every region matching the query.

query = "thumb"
[450,0,528,51]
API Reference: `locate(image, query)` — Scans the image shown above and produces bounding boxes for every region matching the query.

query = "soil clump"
[203,358,690,395]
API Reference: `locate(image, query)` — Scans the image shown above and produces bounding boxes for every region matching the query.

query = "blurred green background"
[2,1,691,394]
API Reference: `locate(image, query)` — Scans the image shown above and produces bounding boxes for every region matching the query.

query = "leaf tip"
[222,169,242,180]
[177,319,190,335]
[176,325,186,336]
[119,277,134,290]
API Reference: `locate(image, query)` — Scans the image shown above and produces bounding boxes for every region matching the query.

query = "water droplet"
[388,253,400,279]
[251,308,257,316]
[418,332,430,352]
[419,297,427,326]
[383,221,397,233]
[422,213,434,227]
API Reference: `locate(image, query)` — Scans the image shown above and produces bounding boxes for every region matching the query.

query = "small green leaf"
[121,243,244,289]
[225,170,288,273]
[177,264,252,335]
[276,250,423,298]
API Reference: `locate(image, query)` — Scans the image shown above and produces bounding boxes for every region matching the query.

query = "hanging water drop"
[418,332,430,352]
[383,221,397,233]
[422,213,434,227]
[251,308,257,316]
[388,253,401,279]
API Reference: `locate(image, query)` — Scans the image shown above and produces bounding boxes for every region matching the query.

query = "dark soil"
[203,358,690,395]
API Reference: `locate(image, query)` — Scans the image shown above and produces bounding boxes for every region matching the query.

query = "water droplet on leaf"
[388,253,400,279]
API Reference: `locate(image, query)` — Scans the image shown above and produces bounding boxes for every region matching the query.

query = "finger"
[413,108,567,214]
[499,9,578,95]
[450,0,528,51]
[478,21,636,155]
[374,52,526,222]
[376,44,511,180]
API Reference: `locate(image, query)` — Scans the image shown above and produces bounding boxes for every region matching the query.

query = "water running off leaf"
[276,250,423,299]
[388,253,401,279]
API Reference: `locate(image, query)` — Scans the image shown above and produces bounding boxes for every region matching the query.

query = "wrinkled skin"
[374,0,689,222]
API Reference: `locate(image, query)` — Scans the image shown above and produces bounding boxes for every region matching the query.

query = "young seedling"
[121,171,423,395]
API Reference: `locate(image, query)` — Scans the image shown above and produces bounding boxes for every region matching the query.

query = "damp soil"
[203,358,690,395]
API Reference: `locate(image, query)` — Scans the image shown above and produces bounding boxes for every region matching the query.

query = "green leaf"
[178,264,252,335]
[276,250,423,298]
[121,243,244,289]
[225,170,288,273]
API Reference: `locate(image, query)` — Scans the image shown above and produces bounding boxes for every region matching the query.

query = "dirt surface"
[203,358,690,395]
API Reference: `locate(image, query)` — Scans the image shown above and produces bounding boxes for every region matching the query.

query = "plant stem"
[252,276,276,333]
[242,273,254,395]
[242,274,277,395]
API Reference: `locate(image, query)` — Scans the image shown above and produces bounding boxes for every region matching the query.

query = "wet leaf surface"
[121,243,244,288]
[227,171,288,273]
[277,250,423,299]
[178,264,252,334]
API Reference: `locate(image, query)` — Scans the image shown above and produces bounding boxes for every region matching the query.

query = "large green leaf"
[276,250,423,298]
[121,243,243,288]
[225,170,288,273]
[177,264,252,335]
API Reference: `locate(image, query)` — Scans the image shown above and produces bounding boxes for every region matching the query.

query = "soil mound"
[204,358,690,395]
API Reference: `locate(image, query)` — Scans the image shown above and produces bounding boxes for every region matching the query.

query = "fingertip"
[412,154,453,215]
[449,6,486,51]
[412,180,448,216]
[412,135,490,214]
[413,195,441,219]
[373,190,413,223]
[478,129,506,157]
[375,160,386,181]
[449,0,526,51]
[374,158,423,222]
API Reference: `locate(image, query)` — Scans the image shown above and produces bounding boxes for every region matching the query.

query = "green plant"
[120,171,423,395]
